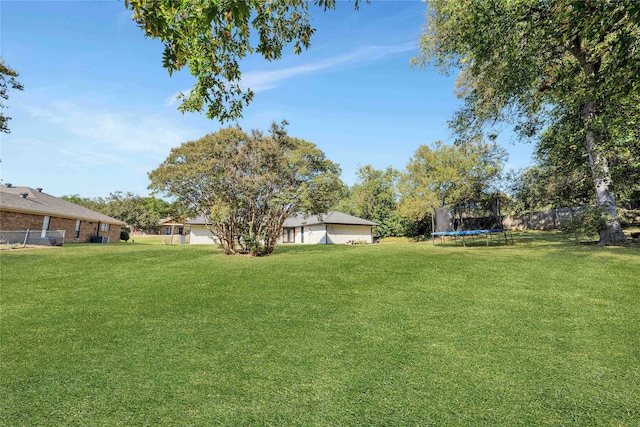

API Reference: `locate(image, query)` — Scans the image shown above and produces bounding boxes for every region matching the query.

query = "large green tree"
[509,165,593,213]
[0,58,24,133]
[102,192,165,234]
[336,165,406,238]
[533,95,640,208]
[416,0,639,244]
[61,194,107,214]
[148,122,343,255]
[62,193,178,233]
[125,0,360,122]
[398,139,504,230]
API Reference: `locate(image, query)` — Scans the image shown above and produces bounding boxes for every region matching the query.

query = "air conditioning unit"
[92,236,109,243]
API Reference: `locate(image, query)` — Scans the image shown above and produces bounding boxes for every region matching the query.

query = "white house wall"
[303,224,327,244]
[326,224,373,244]
[287,225,326,244]
[279,224,374,244]
[189,225,220,245]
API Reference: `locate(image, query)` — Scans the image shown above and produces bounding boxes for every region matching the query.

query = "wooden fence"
[503,207,586,230]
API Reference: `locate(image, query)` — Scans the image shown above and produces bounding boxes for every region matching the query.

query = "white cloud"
[26,100,201,160]
[56,147,123,168]
[242,43,416,92]
[165,89,191,107]
[163,42,417,101]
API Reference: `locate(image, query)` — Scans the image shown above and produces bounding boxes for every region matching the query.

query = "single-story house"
[0,184,125,244]
[185,211,377,246]
[158,217,189,235]
[281,211,378,244]
[185,215,220,245]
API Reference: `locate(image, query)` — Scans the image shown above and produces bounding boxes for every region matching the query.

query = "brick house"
[0,184,125,244]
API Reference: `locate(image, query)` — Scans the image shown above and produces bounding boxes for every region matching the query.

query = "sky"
[1,1,534,199]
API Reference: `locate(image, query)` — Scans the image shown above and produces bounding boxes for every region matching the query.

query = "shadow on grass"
[425,230,640,257]
[273,243,361,256]
[48,231,640,262]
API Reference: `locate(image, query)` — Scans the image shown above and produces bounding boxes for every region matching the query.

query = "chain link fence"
[0,230,65,248]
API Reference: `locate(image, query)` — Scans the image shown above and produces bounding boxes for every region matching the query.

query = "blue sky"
[1,1,533,198]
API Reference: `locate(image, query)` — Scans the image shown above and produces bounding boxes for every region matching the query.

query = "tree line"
[66,119,638,255]
[61,192,193,235]
[123,0,639,245]
[7,1,638,247]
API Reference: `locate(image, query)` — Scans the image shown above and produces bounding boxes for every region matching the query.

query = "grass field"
[1,233,639,425]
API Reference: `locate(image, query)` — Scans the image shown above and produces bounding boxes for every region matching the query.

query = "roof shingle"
[283,211,378,227]
[0,185,125,225]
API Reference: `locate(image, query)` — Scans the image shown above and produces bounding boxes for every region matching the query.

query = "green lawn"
[1,234,639,425]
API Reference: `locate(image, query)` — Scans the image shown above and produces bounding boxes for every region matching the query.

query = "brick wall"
[0,210,43,230]
[0,210,121,243]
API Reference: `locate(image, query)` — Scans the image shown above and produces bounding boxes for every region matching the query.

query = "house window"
[100,223,110,232]
[301,226,304,243]
[74,220,81,238]
[41,216,50,238]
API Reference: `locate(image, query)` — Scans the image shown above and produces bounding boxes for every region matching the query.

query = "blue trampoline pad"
[432,228,509,237]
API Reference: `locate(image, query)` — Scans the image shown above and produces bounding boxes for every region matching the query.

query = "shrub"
[618,208,640,227]
[120,228,130,242]
[561,206,607,239]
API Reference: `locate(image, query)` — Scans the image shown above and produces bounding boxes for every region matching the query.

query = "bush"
[618,208,640,227]
[561,206,607,238]
[120,228,130,242]
[345,240,368,245]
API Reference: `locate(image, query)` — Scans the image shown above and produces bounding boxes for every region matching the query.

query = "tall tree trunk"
[582,99,626,245]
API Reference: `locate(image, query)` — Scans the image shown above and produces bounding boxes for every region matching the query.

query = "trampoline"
[431,207,513,246]
[431,228,512,246]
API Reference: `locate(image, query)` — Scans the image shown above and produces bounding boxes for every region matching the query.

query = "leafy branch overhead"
[0,58,24,134]
[125,0,356,122]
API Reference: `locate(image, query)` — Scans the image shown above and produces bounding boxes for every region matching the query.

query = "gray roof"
[185,214,209,225]
[283,211,378,227]
[186,211,378,227]
[0,185,125,225]
[159,217,188,225]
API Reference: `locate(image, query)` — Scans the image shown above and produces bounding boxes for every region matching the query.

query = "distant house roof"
[186,211,378,227]
[0,185,125,225]
[185,214,210,225]
[283,211,378,228]
[158,217,187,226]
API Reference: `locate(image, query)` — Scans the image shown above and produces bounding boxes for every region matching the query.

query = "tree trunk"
[582,99,626,245]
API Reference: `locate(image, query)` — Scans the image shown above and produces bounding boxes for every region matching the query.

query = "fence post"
[23,229,30,247]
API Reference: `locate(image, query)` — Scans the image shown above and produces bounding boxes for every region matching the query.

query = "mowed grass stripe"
[1,236,639,425]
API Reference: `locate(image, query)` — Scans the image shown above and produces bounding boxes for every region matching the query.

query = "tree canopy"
[62,192,186,234]
[335,165,406,238]
[125,0,360,122]
[417,0,640,244]
[148,122,343,255]
[0,57,24,133]
[398,139,504,229]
